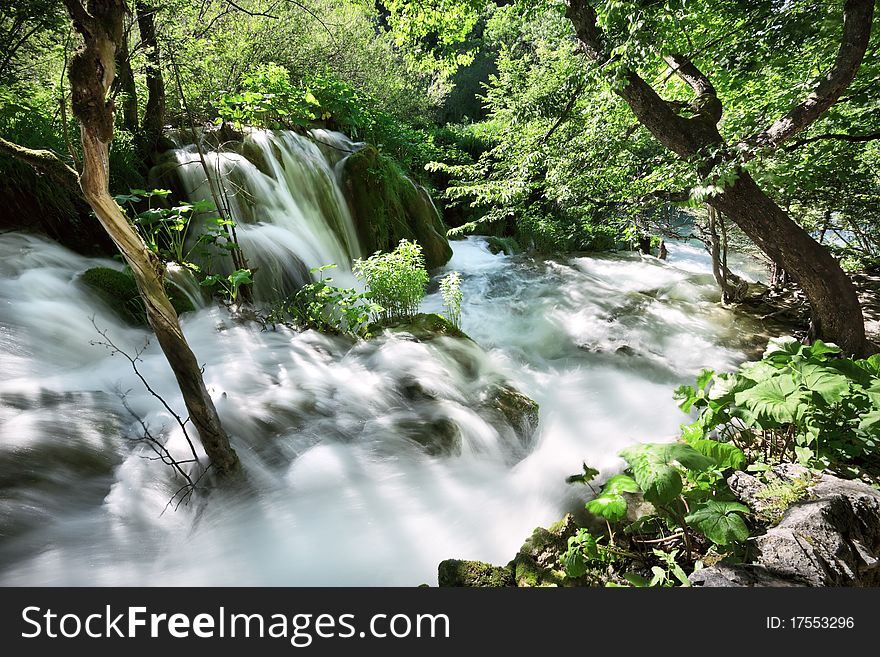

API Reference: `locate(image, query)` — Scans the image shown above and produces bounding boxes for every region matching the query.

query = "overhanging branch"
[739,0,874,154]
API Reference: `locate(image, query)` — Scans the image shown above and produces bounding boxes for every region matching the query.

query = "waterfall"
[169,129,364,300]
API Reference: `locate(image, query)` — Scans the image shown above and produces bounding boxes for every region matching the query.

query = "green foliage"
[353,239,429,321]
[677,337,880,470]
[200,269,253,305]
[439,271,463,328]
[584,474,638,522]
[560,529,625,579]
[266,265,379,337]
[114,189,252,305]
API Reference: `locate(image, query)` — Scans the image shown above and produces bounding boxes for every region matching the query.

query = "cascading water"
[0,132,772,585]
[170,129,364,299]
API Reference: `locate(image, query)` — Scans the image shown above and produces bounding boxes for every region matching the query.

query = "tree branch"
[740,0,874,153]
[0,136,81,192]
[783,131,880,151]
[564,0,721,159]
[663,54,722,123]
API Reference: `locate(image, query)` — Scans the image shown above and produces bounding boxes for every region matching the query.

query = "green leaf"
[763,336,803,362]
[565,463,600,485]
[807,340,841,360]
[585,493,628,522]
[601,474,639,494]
[690,439,746,470]
[623,572,650,587]
[619,443,712,506]
[858,409,880,430]
[685,500,750,546]
[696,368,714,391]
[228,269,253,286]
[734,374,805,424]
[795,363,849,405]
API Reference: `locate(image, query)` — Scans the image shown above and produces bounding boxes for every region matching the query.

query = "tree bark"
[135,1,166,159]
[564,0,871,355]
[62,0,241,477]
[114,31,139,134]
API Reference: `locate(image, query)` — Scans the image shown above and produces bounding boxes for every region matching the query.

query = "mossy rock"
[80,267,195,326]
[486,236,520,255]
[341,146,452,268]
[479,383,540,449]
[370,313,470,342]
[438,559,514,587]
[397,416,462,456]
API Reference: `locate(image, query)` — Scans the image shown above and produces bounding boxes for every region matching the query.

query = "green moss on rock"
[479,383,540,449]
[370,313,470,341]
[486,236,520,255]
[342,146,452,269]
[80,267,195,326]
[438,559,514,587]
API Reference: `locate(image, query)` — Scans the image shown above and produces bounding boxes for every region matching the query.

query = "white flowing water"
[171,129,363,298]
[0,225,769,585]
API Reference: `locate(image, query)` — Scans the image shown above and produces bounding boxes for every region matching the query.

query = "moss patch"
[370,313,470,342]
[438,559,514,587]
[342,146,452,268]
[80,267,195,326]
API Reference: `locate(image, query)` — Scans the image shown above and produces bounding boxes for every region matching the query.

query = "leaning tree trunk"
[710,171,865,351]
[564,0,871,356]
[62,0,240,477]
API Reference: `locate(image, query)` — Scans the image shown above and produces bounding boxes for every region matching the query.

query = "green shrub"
[266,265,379,337]
[675,336,880,472]
[353,239,428,321]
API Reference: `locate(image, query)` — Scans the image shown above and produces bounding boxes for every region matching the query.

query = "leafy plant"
[439,271,463,328]
[675,337,880,471]
[560,529,627,579]
[353,239,429,322]
[267,264,379,337]
[200,269,253,304]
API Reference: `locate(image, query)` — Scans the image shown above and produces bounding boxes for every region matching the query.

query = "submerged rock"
[371,313,469,342]
[479,383,540,450]
[341,146,452,268]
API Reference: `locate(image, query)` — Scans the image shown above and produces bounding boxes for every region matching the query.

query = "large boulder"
[690,467,880,587]
[340,146,452,268]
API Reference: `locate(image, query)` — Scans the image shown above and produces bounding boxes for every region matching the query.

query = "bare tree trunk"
[62,0,240,478]
[135,1,166,159]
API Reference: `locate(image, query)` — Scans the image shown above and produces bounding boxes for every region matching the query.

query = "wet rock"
[485,236,520,255]
[438,559,514,587]
[372,313,469,342]
[752,475,880,586]
[513,515,578,587]
[397,417,462,456]
[478,383,540,450]
[341,145,452,268]
[79,267,195,326]
[699,470,880,586]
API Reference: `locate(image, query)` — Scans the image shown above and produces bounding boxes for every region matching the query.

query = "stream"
[0,130,771,585]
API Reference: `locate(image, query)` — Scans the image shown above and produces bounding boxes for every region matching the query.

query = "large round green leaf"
[795,363,849,405]
[734,374,806,424]
[685,500,750,546]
